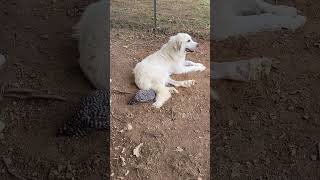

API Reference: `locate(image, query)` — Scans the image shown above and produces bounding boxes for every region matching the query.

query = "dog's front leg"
[184,60,204,67]
[173,63,206,74]
[167,78,195,88]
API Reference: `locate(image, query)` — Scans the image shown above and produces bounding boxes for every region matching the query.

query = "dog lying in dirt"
[213,0,306,40]
[133,33,206,108]
[72,0,107,89]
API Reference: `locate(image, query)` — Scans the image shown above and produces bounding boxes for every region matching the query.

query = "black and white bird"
[58,90,109,137]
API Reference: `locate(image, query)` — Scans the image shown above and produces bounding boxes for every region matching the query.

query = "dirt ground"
[0,0,108,179]
[110,0,210,179]
[212,0,320,179]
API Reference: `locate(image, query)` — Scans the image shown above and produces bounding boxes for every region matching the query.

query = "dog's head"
[169,33,199,53]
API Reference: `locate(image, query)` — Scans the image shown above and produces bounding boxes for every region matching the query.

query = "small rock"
[120,156,126,166]
[174,146,184,152]
[0,122,5,133]
[245,161,252,168]
[133,143,143,158]
[127,123,133,131]
[124,170,129,176]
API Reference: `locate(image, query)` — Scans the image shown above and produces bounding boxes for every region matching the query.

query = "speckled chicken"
[58,90,109,137]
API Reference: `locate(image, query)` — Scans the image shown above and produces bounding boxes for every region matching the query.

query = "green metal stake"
[153,0,157,31]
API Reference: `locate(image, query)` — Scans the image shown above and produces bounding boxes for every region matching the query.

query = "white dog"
[213,0,306,40]
[133,33,206,108]
[73,0,108,89]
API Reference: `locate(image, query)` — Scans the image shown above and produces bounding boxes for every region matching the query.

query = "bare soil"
[212,0,320,179]
[110,0,210,179]
[0,0,108,179]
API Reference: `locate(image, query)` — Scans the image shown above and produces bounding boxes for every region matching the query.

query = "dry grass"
[111,0,210,39]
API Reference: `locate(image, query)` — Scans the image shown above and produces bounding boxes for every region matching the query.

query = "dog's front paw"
[194,62,204,67]
[152,101,163,109]
[196,64,206,72]
[182,80,195,88]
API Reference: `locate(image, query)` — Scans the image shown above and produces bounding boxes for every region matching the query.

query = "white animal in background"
[133,33,206,108]
[73,0,108,89]
[213,0,306,40]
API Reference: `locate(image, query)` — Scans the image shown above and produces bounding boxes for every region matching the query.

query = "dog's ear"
[169,35,182,52]
[174,39,182,52]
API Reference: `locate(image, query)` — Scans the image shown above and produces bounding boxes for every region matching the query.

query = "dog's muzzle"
[185,43,199,52]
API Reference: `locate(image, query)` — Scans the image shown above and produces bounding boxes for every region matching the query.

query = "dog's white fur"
[213,0,306,40]
[133,33,206,108]
[73,0,107,89]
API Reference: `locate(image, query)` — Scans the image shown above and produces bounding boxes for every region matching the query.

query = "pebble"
[174,146,184,152]
[126,123,133,131]
[0,54,6,68]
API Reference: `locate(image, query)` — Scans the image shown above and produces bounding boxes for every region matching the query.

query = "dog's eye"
[187,40,191,42]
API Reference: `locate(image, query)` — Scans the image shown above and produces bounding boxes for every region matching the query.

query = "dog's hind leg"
[167,78,195,88]
[152,82,175,108]
[152,88,171,108]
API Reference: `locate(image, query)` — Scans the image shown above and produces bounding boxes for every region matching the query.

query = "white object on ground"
[133,143,143,158]
[211,57,272,81]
